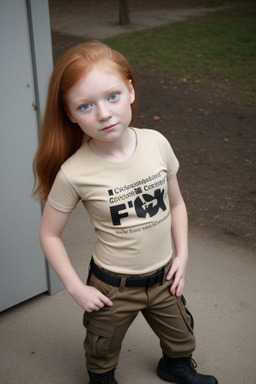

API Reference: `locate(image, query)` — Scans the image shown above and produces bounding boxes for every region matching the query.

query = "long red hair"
[33,40,137,201]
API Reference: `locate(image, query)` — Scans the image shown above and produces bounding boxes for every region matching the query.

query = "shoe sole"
[157,366,180,383]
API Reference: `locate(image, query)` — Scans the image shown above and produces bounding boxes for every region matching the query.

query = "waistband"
[90,258,165,288]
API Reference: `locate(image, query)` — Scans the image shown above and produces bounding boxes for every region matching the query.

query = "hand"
[70,283,113,313]
[166,255,188,297]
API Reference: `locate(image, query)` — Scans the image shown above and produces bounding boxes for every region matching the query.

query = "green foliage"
[104,5,256,102]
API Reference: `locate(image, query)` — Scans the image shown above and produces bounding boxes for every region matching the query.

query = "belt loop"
[119,277,126,292]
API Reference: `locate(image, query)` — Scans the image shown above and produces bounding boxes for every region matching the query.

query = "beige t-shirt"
[48,128,179,274]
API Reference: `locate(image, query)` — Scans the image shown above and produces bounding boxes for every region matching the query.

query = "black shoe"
[157,353,218,384]
[88,368,118,384]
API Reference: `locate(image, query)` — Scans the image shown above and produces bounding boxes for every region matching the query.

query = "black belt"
[90,258,165,288]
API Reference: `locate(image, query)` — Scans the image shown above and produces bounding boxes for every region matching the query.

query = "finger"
[175,283,183,297]
[100,294,113,307]
[170,280,178,295]
[170,275,181,295]
[166,266,176,281]
[89,301,105,312]
[175,279,185,297]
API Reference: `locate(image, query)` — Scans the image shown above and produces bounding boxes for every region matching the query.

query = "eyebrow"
[103,86,122,96]
[73,98,90,106]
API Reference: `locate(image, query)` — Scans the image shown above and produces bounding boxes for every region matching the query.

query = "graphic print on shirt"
[108,172,168,228]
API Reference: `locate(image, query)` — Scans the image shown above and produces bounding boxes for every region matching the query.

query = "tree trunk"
[119,0,130,25]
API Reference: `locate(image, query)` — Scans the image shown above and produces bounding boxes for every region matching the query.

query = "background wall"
[0,0,62,312]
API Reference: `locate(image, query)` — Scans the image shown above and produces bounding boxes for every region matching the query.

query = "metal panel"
[0,0,60,311]
[27,0,64,294]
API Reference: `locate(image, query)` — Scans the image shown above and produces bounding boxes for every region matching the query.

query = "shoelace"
[185,357,198,375]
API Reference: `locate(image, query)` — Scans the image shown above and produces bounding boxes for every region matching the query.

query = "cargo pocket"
[83,315,114,358]
[176,295,194,334]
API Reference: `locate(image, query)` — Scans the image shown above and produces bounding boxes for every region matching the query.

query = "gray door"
[0,0,50,311]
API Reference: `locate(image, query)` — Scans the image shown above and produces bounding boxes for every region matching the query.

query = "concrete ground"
[1,2,256,383]
[1,204,256,383]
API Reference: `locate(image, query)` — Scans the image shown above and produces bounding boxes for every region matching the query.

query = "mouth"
[101,124,117,132]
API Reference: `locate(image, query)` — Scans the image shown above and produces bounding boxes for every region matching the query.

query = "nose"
[97,102,112,121]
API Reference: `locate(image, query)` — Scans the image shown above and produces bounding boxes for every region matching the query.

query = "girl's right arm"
[40,202,113,312]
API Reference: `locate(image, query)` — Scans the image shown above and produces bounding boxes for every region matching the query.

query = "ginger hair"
[33,40,137,201]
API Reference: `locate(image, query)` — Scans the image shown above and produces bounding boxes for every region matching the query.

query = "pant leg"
[83,273,142,374]
[142,265,196,358]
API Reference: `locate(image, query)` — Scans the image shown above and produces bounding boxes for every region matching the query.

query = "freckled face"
[66,65,135,144]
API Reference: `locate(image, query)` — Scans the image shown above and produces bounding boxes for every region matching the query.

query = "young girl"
[33,41,217,384]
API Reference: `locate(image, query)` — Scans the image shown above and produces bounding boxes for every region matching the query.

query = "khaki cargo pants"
[83,260,195,374]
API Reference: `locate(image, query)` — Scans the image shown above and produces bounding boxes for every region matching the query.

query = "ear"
[128,80,135,104]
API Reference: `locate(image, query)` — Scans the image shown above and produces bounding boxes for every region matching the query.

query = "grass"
[103,5,256,102]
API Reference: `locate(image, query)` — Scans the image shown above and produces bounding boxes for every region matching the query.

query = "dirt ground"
[50,0,256,251]
[135,67,256,251]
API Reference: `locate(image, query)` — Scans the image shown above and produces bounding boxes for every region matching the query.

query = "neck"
[89,127,137,163]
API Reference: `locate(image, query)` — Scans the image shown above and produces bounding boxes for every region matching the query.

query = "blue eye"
[108,93,118,101]
[80,104,90,111]
[79,104,90,111]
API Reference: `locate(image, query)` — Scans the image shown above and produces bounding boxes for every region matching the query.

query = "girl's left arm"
[166,175,189,296]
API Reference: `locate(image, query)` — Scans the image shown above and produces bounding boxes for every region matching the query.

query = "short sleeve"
[48,168,80,212]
